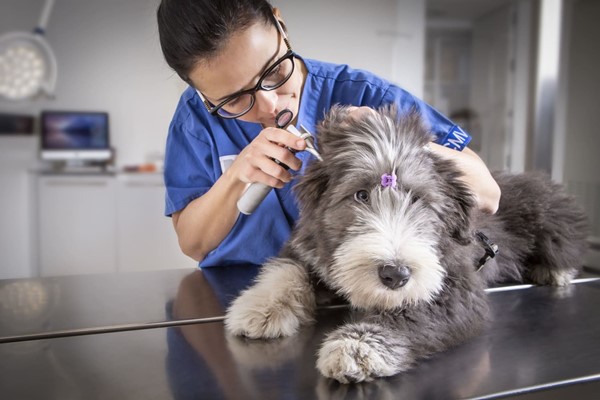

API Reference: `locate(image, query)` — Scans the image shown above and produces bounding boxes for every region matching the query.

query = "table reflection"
[167,268,496,399]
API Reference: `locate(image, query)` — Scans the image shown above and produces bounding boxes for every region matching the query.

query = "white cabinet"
[38,175,118,276]
[0,137,38,279]
[116,174,194,272]
[37,173,195,276]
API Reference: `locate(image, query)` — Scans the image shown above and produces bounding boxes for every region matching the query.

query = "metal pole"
[532,0,563,173]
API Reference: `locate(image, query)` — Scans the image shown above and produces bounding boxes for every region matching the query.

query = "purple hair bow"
[381,173,397,189]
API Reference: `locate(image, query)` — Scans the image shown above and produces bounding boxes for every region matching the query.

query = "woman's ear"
[272,8,288,33]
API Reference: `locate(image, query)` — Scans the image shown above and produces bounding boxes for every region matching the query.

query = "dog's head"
[293,105,475,311]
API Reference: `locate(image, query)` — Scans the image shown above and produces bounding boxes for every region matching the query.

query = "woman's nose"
[253,90,278,115]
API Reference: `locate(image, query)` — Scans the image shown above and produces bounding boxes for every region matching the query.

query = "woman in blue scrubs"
[156,0,501,268]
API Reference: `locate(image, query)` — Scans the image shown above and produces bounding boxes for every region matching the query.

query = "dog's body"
[225,106,588,383]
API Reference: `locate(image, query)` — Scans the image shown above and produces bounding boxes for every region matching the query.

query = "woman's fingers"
[232,127,306,187]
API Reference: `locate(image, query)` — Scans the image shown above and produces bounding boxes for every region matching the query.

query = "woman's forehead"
[190,22,281,100]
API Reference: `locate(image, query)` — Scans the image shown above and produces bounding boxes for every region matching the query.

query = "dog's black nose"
[378,264,411,289]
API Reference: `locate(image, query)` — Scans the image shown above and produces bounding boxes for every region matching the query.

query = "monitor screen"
[40,111,112,161]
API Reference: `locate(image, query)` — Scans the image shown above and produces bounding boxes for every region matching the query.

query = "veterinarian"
[157,0,501,267]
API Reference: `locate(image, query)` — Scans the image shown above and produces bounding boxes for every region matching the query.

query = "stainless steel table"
[1,267,599,399]
[0,266,258,342]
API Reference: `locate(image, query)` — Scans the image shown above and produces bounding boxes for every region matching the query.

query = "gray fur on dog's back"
[225,105,589,383]
[479,171,589,285]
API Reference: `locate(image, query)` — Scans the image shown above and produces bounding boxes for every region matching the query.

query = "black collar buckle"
[475,231,499,271]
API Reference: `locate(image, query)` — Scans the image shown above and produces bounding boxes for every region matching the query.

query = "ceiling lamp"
[0,0,57,101]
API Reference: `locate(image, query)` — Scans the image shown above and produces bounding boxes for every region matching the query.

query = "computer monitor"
[40,110,112,163]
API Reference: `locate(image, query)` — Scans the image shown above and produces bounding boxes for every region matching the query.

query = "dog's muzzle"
[378,264,411,289]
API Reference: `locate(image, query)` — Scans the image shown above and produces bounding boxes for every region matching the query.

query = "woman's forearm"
[172,169,247,262]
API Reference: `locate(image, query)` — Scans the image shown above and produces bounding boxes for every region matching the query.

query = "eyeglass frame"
[195,17,296,119]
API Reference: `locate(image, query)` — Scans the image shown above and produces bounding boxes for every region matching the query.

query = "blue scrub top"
[163,57,471,268]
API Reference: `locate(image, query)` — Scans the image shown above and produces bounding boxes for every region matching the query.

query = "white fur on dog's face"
[328,188,446,311]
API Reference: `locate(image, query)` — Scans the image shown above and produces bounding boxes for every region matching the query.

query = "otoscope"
[236,109,322,215]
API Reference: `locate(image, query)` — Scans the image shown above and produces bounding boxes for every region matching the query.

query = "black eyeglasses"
[196,17,296,119]
[197,50,296,119]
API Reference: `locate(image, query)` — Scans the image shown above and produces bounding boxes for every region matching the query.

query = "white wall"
[277,0,425,97]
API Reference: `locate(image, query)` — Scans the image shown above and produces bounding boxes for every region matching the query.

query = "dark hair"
[157,0,275,84]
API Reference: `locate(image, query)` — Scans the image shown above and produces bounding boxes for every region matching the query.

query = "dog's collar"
[475,231,499,271]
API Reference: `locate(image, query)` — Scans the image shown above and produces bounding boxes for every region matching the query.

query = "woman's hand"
[429,143,501,214]
[229,127,307,188]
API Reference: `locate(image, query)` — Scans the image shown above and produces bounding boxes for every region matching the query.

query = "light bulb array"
[0,43,47,100]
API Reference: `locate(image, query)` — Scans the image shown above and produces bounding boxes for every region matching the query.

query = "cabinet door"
[38,175,118,276]
[116,174,195,272]
[0,137,37,279]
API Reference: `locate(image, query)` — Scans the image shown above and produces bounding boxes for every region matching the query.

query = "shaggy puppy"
[225,105,588,383]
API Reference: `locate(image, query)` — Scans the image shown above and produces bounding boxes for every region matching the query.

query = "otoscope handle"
[237,124,299,215]
[236,181,274,215]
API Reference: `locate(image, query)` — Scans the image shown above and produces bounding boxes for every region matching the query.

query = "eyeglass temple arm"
[272,17,291,51]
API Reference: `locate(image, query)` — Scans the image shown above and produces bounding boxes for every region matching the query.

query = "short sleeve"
[163,115,214,217]
[381,85,472,151]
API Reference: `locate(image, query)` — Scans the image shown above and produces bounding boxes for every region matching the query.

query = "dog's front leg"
[317,279,489,383]
[316,319,414,383]
[225,258,316,339]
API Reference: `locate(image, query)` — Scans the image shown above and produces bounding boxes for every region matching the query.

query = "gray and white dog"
[225,105,588,383]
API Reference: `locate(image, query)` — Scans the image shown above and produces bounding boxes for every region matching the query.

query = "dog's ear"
[314,105,350,158]
[431,156,476,245]
[293,161,329,215]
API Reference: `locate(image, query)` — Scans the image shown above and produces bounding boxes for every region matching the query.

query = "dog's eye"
[411,194,421,204]
[354,190,370,203]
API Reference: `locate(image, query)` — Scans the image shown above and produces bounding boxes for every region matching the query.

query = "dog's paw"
[316,332,407,383]
[225,259,316,339]
[225,289,309,338]
[529,266,577,286]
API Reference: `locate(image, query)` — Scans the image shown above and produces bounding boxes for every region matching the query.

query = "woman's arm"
[429,143,501,214]
[172,168,246,262]
[172,127,307,262]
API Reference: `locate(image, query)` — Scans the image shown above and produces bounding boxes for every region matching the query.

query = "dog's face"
[293,106,475,311]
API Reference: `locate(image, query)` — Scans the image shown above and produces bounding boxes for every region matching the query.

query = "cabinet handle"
[45,181,109,187]
[123,182,164,187]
